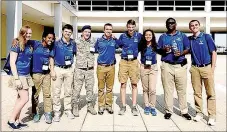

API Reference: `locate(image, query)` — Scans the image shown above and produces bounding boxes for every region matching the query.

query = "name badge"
[134,38,138,43]
[145,60,152,65]
[65,60,71,65]
[90,47,95,52]
[128,55,134,59]
[42,65,49,71]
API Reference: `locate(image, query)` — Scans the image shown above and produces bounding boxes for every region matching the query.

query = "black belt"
[121,57,137,61]
[192,63,211,67]
[98,63,114,67]
[165,59,187,67]
[165,61,181,65]
[78,67,94,70]
[56,65,72,69]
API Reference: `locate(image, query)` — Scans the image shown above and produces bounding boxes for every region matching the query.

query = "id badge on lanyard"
[145,56,152,65]
[65,56,72,65]
[127,49,134,59]
[90,47,95,52]
[42,60,49,71]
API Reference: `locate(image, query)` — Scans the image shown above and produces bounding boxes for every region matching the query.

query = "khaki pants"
[32,73,52,114]
[52,66,74,114]
[72,68,95,106]
[97,65,115,107]
[161,62,188,114]
[189,65,216,119]
[140,64,158,108]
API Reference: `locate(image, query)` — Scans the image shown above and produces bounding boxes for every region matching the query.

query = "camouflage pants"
[72,68,95,106]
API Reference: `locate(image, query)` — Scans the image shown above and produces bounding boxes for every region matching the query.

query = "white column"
[138,1,144,33]
[6,1,22,55]
[54,2,62,38]
[70,16,78,39]
[205,1,211,34]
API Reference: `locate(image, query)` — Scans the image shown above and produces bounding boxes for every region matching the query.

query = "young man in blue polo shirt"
[50,24,77,122]
[188,20,217,126]
[95,23,120,115]
[118,19,142,116]
[157,18,191,120]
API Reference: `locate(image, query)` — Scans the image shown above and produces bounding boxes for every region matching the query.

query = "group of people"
[4,17,217,130]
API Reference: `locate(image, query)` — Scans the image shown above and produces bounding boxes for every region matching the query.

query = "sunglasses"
[167,22,176,25]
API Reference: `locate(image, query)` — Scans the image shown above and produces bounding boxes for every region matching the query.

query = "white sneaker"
[208,118,215,126]
[193,114,203,122]
[65,110,75,119]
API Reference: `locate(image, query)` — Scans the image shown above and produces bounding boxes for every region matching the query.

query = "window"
[92,7,107,11]
[144,1,157,5]
[109,7,124,11]
[176,7,190,11]
[145,7,157,11]
[192,7,205,11]
[159,7,174,11]
[192,1,205,6]
[211,1,225,6]
[109,1,124,6]
[92,1,107,5]
[125,7,138,11]
[78,7,91,11]
[125,1,138,6]
[78,1,91,5]
[175,1,191,6]
[158,1,174,6]
[212,7,225,11]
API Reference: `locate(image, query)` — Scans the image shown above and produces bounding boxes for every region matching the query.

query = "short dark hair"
[166,17,176,24]
[127,19,136,26]
[62,24,73,32]
[189,20,200,27]
[42,31,55,39]
[104,23,112,30]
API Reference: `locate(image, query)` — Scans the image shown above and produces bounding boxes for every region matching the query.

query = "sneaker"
[131,106,138,116]
[164,113,172,119]
[53,114,60,122]
[17,122,28,128]
[44,112,52,124]
[182,113,192,120]
[7,121,21,129]
[65,110,75,119]
[193,114,203,122]
[118,106,126,115]
[106,106,114,114]
[208,118,215,126]
[33,114,40,123]
[98,107,105,115]
[144,106,151,115]
[150,108,157,116]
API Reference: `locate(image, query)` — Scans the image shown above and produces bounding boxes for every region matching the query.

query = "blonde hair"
[16,25,31,51]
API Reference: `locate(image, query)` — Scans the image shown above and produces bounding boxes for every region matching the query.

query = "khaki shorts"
[8,75,34,90]
[118,59,140,84]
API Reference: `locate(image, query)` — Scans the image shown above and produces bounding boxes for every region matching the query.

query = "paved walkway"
[1,55,226,131]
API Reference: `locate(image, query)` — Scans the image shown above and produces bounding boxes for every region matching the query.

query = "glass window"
[78,7,91,11]
[192,7,205,11]
[109,7,124,11]
[211,1,225,6]
[212,7,225,11]
[92,7,107,11]
[158,1,174,6]
[92,1,107,5]
[159,7,174,11]
[78,1,91,5]
[125,7,138,11]
[176,7,191,11]
[125,1,138,6]
[144,1,157,5]
[192,1,205,6]
[145,7,157,11]
[175,1,191,6]
[109,1,124,6]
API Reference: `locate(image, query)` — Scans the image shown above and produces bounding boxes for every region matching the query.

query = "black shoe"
[7,121,21,129]
[164,113,172,119]
[182,113,192,120]
[18,122,28,128]
[106,106,114,114]
[98,107,104,115]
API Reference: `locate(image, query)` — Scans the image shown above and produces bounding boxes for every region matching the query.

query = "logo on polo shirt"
[176,37,181,41]
[199,40,204,45]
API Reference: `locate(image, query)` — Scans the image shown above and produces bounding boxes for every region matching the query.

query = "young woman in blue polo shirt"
[138,29,158,116]
[7,25,34,129]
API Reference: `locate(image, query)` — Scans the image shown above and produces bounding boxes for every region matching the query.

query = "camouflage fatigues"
[72,37,96,106]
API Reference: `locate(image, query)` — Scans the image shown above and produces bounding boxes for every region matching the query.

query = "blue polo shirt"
[157,31,190,63]
[118,31,142,58]
[140,46,157,65]
[10,42,33,76]
[31,40,51,73]
[50,38,77,66]
[188,32,216,65]
[95,35,119,65]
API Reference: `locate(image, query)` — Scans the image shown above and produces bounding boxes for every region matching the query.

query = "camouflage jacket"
[75,37,96,68]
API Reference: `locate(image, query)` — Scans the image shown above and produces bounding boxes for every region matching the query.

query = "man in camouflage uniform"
[72,25,97,117]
